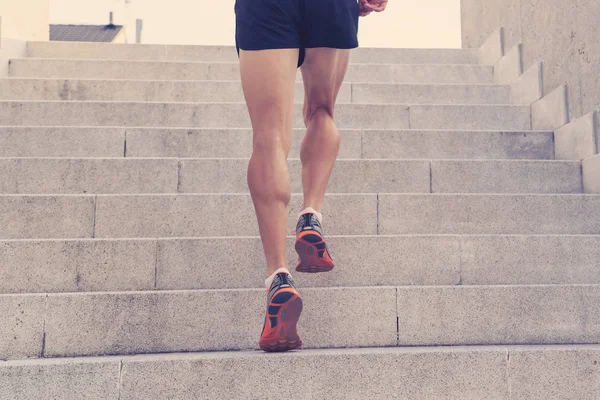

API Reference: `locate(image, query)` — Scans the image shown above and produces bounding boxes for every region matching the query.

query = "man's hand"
[359,0,389,16]
[359,0,372,17]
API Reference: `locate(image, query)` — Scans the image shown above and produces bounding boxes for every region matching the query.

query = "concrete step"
[361,129,554,160]
[2,235,599,294]
[9,59,494,84]
[0,78,353,104]
[0,127,554,160]
[2,285,600,360]
[2,193,599,240]
[0,78,512,105]
[379,194,600,235]
[352,82,510,104]
[0,158,581,194]
[26,41,481,64]
[2,345,599,400]
[0,101,532,130]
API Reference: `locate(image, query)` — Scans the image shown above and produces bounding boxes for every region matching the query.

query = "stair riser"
[2,194,600,240]
[361,130,554,160]
[0,102,531,130]
[3,236,600,294]
[0,79,510,105]
[0,158,581,194]
[25,42,480,64]
[3,346,598,400]
[0,127,554,160]
[10,59,494,84]
[2,286,599,359]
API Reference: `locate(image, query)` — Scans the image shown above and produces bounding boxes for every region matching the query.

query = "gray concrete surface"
[461,235,600,285]
[362,129,554,160]
[509,346,600,400]
[119,347,509,400]
[0,127,125,157]
[0,78,352,104]
[127,128,554,160]
[3,234,600,294]
[584,154,600,194]
[431,160,582,194]
[461,0,600,120]
[0,357,121,400]
[94,194,377,237]
[156,235,461,290]
[494,43,522,84]
[0,101,412,130]
[26,41,479,64]
[0,239,156,293]
[43,287,397,356]
[0,158,178,194]
[409,104,531,130]
[179,159,431,194]
[9,58,495,84]
[0,294,46,359]
[0,195,95,239]
[125,128,363,159]
[351,83,510,105]
[510,62,542,104]
[479,27,504,65]
[397,285,600,345]
[378,194,600,235]
[532,85,569,131]
[555,111,598,160]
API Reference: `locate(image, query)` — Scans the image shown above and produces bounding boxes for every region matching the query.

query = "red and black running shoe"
[294,213,335,273]
[259,272,303,352]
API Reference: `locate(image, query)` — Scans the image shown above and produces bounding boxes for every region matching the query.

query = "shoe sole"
[295,230,335,273]
[259,291,303,352]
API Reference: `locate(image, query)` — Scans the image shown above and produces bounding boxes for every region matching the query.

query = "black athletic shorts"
[234,0,359,67]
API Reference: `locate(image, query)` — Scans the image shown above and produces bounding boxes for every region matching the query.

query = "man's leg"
[239,49,298,276]
[293,48,350,273]
[300,48,350,211]
[239,49,304,352]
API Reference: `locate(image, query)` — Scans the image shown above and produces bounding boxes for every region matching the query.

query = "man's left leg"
[239,48,303,352]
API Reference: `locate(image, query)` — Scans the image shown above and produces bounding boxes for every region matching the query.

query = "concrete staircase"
[1,41,600,399]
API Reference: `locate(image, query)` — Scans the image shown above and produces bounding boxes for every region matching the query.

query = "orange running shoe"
[259,272,303,352]
[295,213,335,273]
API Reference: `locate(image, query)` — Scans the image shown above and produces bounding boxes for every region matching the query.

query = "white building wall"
[0,0,49,40]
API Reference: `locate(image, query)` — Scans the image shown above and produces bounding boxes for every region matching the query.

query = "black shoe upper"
[296,213,323,235]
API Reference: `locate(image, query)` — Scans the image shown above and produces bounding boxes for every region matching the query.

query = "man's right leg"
[295,48,351,273]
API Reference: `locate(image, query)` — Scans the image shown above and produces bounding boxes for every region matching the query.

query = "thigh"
[239,49,299,151]
[300,48,351,120]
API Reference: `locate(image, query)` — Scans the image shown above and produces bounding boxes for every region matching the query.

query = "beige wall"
[50,0,462,48]
[0,0,49,40]
[461,0,600,120]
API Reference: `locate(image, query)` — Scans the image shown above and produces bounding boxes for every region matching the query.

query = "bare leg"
[239,49,298,276]
[300,48,351,212]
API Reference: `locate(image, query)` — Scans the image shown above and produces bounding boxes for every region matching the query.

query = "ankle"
[265,267,291,288]
[298,207,323,224]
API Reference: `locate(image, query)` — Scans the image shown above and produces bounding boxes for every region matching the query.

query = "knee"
[251,129,289,156]
[303,103,335,127]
